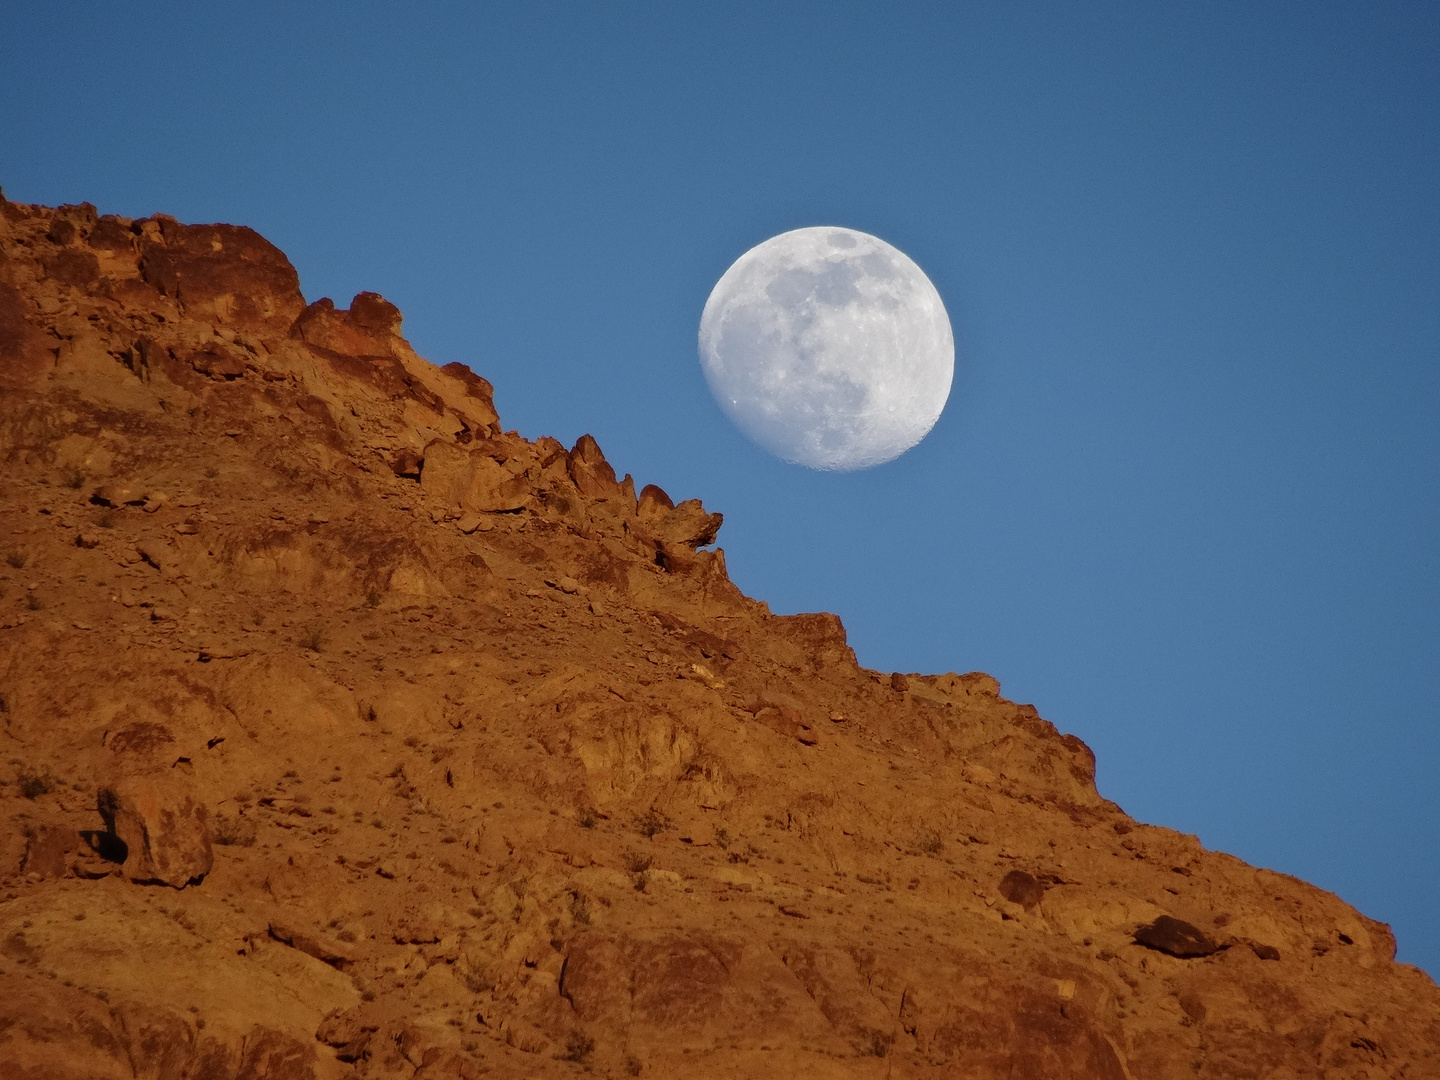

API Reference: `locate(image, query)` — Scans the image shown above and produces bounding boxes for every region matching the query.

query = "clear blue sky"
[4,2,1437,973]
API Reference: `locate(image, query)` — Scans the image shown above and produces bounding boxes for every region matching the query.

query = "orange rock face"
[0,193,1436,1079]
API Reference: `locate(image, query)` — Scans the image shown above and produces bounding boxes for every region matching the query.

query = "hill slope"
[1,194,1436,1079]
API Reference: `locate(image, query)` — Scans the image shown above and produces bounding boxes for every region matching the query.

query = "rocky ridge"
[1,193,1436,1079]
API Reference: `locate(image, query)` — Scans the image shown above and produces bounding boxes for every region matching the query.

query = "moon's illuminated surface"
[698,226,954,470]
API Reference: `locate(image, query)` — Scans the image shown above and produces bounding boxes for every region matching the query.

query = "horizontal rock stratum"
[1,193,1436,1079]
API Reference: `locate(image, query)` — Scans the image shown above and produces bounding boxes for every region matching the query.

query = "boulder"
[139,219,304,339]
[20,824,76,880]
[421,440,529,512]
[391,448,424,479]
[1134,915,1219,958]
[636,485,722,548]
[568,434,623,501]
[998,869,1046,911]
[97,778,214,888]
[292,292,401,357]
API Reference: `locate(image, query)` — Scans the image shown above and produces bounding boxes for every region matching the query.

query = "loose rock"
[1134,915,1219,958]
[997,869,1046,911]
[97,778,213,888]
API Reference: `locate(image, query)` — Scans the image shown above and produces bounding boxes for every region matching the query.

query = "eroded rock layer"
[1,194,1436,1080]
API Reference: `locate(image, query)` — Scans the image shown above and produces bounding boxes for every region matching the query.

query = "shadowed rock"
[998,869,1046,910]
[1134,915,1219,958]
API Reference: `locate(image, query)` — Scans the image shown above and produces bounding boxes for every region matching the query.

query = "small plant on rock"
[863,1029,894,1058]
[212,812,257,847]
[61,468,85,490]
[17,769,55,799]
[459,965,494,993]
[622,851,652,892]
[622,851,653,875]
[559,1031,594,1063]
[635,807,671,838]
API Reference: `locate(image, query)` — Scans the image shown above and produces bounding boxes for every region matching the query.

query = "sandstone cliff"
[1,194,1436,1079]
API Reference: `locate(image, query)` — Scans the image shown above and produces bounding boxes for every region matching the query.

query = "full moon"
[698,226,954,471]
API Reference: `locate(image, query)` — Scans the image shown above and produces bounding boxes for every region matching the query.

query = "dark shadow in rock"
[80,829,129,864]
[998,870,1046,910]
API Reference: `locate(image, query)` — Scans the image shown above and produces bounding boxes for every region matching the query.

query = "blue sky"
[4,1,1437,972]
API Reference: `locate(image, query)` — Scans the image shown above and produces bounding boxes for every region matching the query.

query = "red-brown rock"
[292,293,400,357]
[567,434,622,501]
[998,868,1046,910]
[1134,915,1219,958]
[97,778,214,888]
[142,219,305,338]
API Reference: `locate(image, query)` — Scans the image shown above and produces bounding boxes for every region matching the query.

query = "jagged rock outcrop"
[1,193,1437,1079]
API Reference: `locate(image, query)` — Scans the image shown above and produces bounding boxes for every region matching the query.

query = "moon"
[698,227,954,471]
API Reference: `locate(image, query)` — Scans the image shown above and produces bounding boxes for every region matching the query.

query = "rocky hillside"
[1,193,1436,1080]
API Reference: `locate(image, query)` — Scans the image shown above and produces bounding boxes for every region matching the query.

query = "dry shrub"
[18,768,55,799]
[622,851,652,892]
[863,1029,893,1057]
[622,851,652,874]
[297,624,326,652]
[212,812,257,847]
[559,1032,594,1063]
[635,808,670,838]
